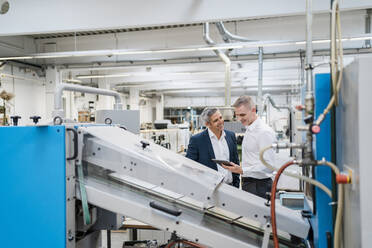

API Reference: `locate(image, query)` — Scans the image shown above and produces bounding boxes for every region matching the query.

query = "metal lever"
[261,219,272,248]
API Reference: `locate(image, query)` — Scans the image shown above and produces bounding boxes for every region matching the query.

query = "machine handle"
[66,128,78,161]
[10,116,21,126]
[30,116,41,124]
[149,201,182,217]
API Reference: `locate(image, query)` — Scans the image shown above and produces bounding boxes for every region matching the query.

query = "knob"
[264,192,271,207]
[311,124,321,134]
[140,140,150,150]
[30,116,41,124]
[10,116,21,126]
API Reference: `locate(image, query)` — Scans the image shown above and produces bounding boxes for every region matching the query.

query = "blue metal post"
[311,73,333,248]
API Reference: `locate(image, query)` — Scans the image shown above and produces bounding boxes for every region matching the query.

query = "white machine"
[72,125,309,248]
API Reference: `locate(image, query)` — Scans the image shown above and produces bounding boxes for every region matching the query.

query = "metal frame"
[65,129,77,248]
[73,125,309,246]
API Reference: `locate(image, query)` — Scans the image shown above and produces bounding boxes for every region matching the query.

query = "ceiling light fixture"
[76,73,131,79]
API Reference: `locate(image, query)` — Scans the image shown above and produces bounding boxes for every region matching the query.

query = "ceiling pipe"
[257,46,264,116]
[53,83,123,118]
[203,22,231,107]
[365,9,372,48]
[304,0,315,160]
[262,93,295,119]
[215,22,257,42]
[262,93,296,154]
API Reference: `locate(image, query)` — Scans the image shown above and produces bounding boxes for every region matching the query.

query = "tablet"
[211,159,232,166]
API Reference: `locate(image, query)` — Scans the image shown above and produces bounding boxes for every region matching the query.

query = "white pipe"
[215,21,257,42]
[305,0,314,113]
[203,22,231,106]
[304,0,315,157]
[54,83,122,116]
[257,47,263,116]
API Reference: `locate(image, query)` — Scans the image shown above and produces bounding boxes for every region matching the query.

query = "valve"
[336,174,351,184]
[310,124,321,134]
[30,116,41,124]
[10,115,21,126]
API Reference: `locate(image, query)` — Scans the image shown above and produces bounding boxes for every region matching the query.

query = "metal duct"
[54,83,123,118]
[203,22,231,107]
[215,21,257,42]
[257,46,263,116]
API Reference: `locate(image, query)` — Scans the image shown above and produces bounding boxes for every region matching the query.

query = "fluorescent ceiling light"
[76,73,131,79]
[63,78,82,83]
[0,34,371,61]
[76,71,224,79]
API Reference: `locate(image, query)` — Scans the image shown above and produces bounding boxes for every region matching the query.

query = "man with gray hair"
[186,107,240,188]
[222,96,276,198]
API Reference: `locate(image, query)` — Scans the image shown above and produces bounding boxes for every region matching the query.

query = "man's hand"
[222,162,243,174]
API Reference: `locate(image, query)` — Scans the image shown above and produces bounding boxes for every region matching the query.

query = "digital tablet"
[211,159,232,166]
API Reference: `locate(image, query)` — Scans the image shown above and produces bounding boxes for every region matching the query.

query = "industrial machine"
[96,109,140,134]
[0,123,309,248]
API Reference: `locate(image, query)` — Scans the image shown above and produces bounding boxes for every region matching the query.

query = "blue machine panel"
[312,73,333,248]
[0,126,66,248]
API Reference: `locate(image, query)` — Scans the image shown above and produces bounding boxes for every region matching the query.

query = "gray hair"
[233,95,255,110]
[200,107,219,125]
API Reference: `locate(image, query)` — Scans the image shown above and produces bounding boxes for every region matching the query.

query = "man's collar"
[207,128,225,140]
[246,118,260,131]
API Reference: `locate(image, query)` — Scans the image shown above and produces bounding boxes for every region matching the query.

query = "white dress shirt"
[208,129,233,184]
[241,118,276,179]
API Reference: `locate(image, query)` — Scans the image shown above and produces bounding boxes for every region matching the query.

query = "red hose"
[271,160,296,248]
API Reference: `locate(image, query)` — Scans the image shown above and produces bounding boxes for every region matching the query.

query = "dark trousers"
[242,177,273,199]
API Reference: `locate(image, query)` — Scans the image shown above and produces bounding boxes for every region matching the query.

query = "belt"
[242,177,271,182]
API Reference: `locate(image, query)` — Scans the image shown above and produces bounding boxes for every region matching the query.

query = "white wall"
[164,94,300,130]
[165,96,233,108]
[0,65,46,125]
[139,98,156,123]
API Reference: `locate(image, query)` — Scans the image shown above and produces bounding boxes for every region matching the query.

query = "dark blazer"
[186,129,240,188]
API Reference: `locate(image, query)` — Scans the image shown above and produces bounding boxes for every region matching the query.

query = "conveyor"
[77,125,309,247]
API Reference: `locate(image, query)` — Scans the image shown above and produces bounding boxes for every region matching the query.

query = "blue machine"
[311,73,334,248]
[0,126,66,248]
